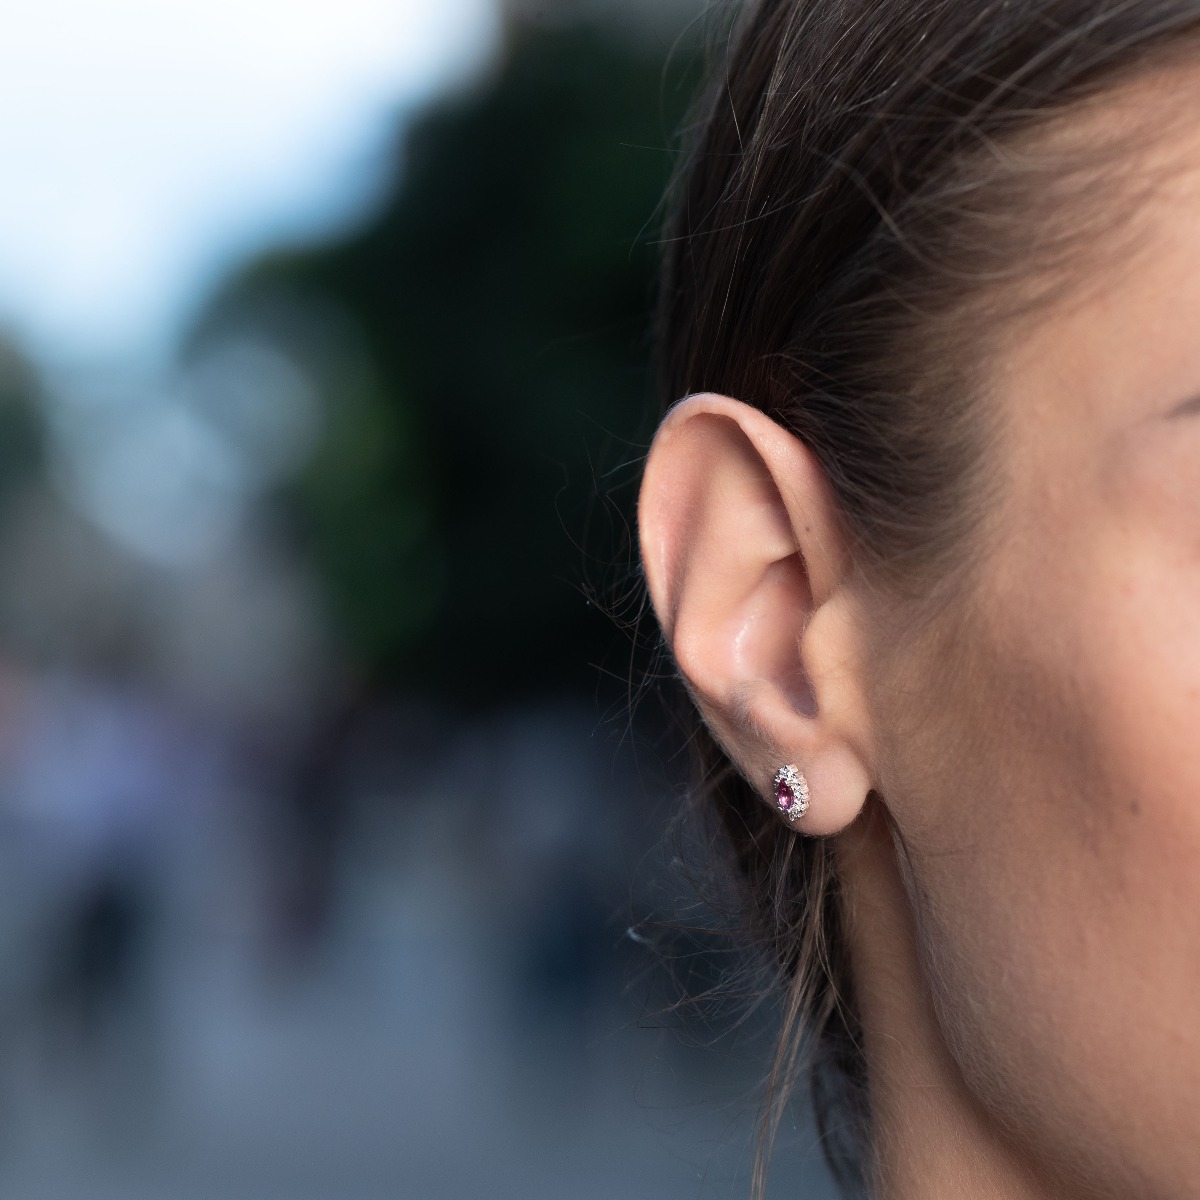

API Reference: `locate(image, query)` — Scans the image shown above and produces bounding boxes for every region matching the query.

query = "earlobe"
[639,393,874,836]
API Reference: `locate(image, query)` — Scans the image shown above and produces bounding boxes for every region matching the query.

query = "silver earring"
[773,764,809,820]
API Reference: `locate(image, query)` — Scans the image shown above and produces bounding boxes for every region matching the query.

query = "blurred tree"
[187,15,700,704]
[0,337,46,501]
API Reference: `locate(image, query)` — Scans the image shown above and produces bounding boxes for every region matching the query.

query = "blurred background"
[0,1,838,1196]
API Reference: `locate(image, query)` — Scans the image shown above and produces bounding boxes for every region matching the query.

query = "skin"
[640,90,1200,1199]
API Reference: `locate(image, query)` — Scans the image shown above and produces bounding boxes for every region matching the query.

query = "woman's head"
[639,2,1200,1195]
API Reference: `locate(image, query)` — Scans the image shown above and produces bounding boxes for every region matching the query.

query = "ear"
[639,394,874,836]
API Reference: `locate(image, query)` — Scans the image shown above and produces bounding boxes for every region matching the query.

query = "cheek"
[1070,554,1200,1000]
[882,555,1200,1192]
[1093,573,1200,834]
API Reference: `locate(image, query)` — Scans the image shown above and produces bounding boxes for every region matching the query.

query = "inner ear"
[757,556,817,717]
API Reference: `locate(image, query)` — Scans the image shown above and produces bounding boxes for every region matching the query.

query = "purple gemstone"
[775,781,794,812]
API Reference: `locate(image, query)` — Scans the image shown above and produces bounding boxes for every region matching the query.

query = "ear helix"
[773,764,810,821]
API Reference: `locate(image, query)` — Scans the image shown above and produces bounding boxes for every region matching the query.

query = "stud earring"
[773,764,809,820]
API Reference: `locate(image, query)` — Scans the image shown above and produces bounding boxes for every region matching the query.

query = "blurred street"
[0,700,837,1199]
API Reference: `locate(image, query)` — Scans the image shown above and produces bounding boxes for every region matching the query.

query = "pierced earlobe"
[773,764,810,821]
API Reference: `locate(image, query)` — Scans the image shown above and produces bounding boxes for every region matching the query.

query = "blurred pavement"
[0,704,839,1200]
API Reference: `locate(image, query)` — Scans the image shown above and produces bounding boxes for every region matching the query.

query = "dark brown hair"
[653,1,1200,1194]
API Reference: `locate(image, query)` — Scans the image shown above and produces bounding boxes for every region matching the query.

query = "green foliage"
[194,17,700,700]
[0,338,46,499]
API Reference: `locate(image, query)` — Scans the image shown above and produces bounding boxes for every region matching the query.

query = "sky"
[0,0,499,367]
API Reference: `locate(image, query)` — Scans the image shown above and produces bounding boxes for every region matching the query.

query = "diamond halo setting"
[772,764,810,820]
